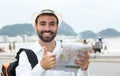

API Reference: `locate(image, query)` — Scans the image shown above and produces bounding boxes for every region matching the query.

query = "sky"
[0,0,120,33]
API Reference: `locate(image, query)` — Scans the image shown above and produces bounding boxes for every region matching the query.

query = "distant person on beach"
[12,42,16,51]
[83,39,88,44]
[9,42,12,52]
[16,9,90,76]
[103,38,109,54]
[93,40,102,53]
[0,46,5,52]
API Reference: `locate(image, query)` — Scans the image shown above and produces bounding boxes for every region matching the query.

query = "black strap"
[15,48,38,68]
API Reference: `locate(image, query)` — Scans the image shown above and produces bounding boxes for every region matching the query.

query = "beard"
[36,29,57,42]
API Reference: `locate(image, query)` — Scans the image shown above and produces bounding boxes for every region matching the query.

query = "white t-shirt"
[16,41,88,76]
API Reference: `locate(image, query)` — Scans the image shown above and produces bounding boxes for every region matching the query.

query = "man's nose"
[44,25,50,31]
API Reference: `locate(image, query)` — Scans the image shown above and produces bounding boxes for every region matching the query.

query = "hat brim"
[32,12,62,28]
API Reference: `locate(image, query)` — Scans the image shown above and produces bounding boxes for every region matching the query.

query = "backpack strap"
[15,48,38,68]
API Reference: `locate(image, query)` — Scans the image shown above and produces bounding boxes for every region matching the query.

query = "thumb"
[42,46,47,55]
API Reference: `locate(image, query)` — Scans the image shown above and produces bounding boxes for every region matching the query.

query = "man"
[16,9,90,76]
[94,40,102,53]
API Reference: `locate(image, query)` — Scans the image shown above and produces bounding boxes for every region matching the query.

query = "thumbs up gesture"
[40,46,56,70]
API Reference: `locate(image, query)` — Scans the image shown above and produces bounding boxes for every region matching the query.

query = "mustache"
[41,30,54,34]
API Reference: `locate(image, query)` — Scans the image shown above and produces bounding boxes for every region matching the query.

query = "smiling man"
[16,9,89,76]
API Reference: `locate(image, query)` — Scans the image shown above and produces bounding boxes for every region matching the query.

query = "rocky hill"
[80,28,120,39]
[98,28,120,38]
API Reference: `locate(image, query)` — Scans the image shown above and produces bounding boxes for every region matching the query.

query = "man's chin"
[42,38,53,42]
[43,40,52,42]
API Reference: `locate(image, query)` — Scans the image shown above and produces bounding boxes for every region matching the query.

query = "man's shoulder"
[29,41,43,53]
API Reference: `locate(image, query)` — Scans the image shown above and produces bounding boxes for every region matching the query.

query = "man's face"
[35,15,58,42]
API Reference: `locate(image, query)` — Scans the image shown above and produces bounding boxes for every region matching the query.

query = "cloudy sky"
[0,0,120,33]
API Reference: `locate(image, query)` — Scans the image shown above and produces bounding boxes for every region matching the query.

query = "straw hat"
[32,9,62,28]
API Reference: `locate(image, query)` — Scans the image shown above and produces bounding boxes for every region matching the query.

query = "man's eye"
[39,21,46,26]
[50,23,56,26]
[40,23,46,26]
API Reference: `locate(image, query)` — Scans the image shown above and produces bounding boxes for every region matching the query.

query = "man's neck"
[38,40,56,52]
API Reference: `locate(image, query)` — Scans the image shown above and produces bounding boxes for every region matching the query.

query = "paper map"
[52,43,91,72]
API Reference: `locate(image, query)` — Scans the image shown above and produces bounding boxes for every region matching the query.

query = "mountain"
[58,21,77,36]
[98,28,120,38]
[0,24,35,36]
[80,31,97,39]
[0,21,77,37]
[80,28,120,39]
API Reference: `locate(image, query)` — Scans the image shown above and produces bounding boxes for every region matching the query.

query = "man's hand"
[74,51,89,71]
[40,46,56,70]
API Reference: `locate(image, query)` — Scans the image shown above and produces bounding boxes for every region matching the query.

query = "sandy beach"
[89,61,120,76]
[0,52,120,76]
